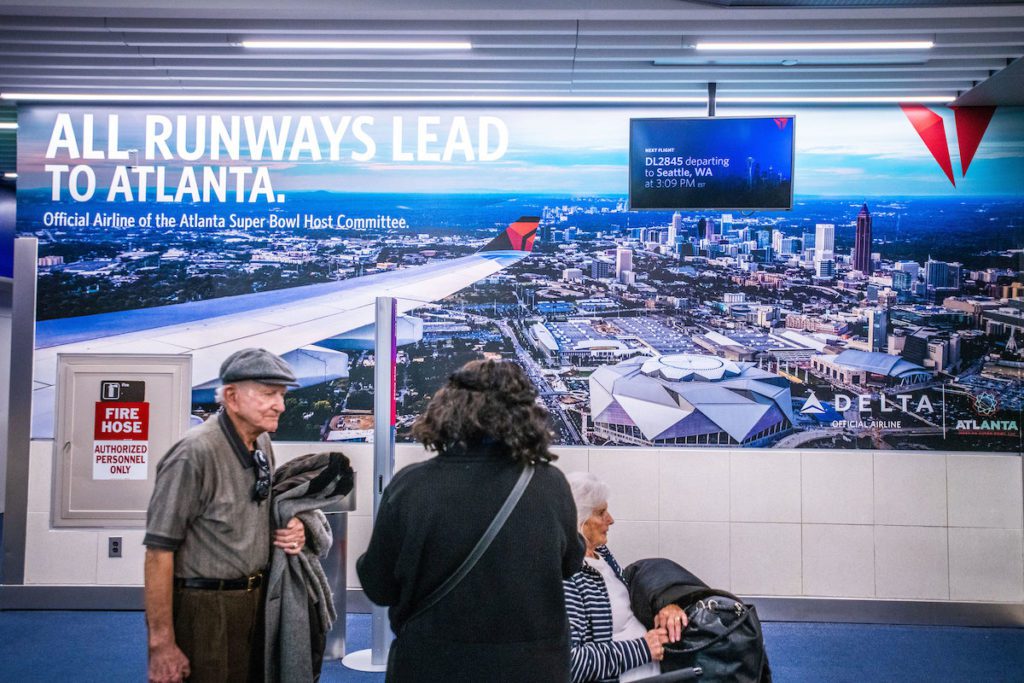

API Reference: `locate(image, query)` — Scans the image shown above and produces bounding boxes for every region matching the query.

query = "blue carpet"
[0,610,1021,682]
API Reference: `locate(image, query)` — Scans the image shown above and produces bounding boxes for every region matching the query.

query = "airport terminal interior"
[1,0,1024,681]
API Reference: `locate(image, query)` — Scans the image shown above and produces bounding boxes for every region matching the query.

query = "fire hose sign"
[93,400,150,480]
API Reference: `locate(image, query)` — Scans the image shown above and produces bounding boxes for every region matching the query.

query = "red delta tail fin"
[480,216,540,252]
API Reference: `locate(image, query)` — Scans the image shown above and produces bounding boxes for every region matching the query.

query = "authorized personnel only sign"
[93,401,150,480]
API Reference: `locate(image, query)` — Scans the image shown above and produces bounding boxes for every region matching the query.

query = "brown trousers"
[173,586,265,683]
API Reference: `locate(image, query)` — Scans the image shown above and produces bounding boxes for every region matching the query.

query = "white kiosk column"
[343,296,396,672]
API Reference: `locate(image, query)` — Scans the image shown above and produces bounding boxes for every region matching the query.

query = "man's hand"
[273,516,306,555]
[148,641,190,683]
[654,603,689,643]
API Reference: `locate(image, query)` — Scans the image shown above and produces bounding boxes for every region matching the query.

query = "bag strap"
[403,464,534,629]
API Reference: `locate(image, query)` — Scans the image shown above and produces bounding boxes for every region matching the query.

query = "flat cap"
[219,348,299,387]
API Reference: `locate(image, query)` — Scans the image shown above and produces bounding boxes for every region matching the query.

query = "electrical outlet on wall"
[108,536,122,558]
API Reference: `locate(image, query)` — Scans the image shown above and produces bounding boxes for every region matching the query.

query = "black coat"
[622,558,712,628]
[357,445,585,683]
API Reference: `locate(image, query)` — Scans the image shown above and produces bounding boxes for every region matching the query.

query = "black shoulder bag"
[401,464,534,632]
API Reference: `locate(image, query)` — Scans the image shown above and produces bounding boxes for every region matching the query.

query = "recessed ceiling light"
[0,91,954,105]
[3,172,16,179]
[240,40,472,50]
[0,122,17,130]
[696,41,934,51]
[718,95,953,104]
[0,92,707,104]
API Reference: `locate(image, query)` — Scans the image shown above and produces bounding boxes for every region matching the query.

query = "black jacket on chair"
[622,558,711,628]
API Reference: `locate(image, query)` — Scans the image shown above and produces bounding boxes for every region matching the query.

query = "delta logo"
[900,104,996,188]
[800,390,934,415]
[799,391,826,415]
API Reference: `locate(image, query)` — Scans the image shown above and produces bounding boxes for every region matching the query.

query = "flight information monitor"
[629,116,795,211]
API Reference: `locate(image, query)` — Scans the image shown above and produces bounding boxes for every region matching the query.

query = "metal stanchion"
[322,482,357,660]
[342,296,396,672]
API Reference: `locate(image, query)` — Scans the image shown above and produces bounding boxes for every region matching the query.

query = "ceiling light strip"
[719,95,953,103]
[241,40,472,50]
[696,41,934,51]
[0,92,705,104]
[0,92,954,104]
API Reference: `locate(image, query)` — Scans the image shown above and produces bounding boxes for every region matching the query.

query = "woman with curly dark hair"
[357,359,585,682]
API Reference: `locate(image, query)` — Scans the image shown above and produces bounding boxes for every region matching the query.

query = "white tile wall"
[659,450,730,522]
[875,526,949,600]
[589,448,660,521]
[659,521,731,590]
[947,455,1023,529]
[730,523,802,596]
[95,530,146,585]
[394,443,432,472]
[18,439,1024,610]
[606,520,660,568]
[948,528,1024,603]
[730,451,801,523]
[874,453,947,527]
[802,452,873,525]
[802,524,874,598]
[27,440,54,513]
[550,447,589,475]
[346,515,374,590]
[24,511,99,585]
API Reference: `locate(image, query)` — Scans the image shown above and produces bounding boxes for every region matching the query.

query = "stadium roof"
[829,350,929,379]
[591,353,794,443]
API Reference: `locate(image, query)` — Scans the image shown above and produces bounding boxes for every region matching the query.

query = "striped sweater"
[563,546,653,683]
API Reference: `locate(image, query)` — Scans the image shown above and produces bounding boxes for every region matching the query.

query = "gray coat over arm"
[264,451,354,683]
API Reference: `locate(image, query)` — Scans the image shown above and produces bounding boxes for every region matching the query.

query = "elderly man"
[143,348,307,683]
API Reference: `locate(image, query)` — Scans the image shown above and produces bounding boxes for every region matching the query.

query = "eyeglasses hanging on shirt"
[252,449,271,502]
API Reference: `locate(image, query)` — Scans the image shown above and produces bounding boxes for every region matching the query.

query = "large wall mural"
[15,105,1024,451]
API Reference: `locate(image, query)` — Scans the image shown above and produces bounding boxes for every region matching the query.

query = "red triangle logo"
[900,103,955,187]
[773,118,789,130]
[950,106,997,177]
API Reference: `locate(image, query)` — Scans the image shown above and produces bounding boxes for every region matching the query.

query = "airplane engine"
[191,346,350,402]
[313,315,424,351]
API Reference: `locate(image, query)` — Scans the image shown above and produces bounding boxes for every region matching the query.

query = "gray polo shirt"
[144,411,275,579]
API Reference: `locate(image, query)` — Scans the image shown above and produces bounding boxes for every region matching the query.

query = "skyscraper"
[720,213,733,233]
[853,204,873,274]
[815,259,836,278]
[925,258,962,290]
[867,308,889,352]
[814,223,835,263]
[615,247,633,278]
[670,211,682,244]
[704,217,717,242]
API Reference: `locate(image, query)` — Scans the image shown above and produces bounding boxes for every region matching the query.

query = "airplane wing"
[31,216,539,437]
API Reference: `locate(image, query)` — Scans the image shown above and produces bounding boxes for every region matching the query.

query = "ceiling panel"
[0,0,1022,173]
[0,2,1020,101]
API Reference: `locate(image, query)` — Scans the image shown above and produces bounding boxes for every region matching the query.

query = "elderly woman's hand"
[644,628,669,662]
[654,604,688,643]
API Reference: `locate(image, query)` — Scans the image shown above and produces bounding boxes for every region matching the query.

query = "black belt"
[174,572,264,592]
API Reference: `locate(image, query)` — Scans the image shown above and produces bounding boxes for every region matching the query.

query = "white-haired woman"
[563,472,688,683]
